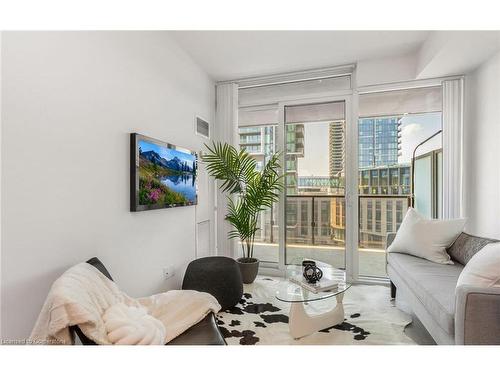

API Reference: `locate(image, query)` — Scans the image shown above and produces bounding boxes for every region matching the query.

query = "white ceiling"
[170,31,430,81]
[416,31,500,79]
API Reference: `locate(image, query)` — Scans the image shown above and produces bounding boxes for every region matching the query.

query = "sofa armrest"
[455,285,500,345]
[385,233,397,275]
[386,232,397,249]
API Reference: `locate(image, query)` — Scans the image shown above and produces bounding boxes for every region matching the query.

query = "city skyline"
[297,112,442,177]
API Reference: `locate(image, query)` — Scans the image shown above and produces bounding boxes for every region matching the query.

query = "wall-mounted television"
[130,133,198,212]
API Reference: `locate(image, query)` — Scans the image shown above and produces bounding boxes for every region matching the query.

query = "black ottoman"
[182,256,243,310]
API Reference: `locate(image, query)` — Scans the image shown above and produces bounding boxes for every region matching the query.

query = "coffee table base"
[288,293,345,339]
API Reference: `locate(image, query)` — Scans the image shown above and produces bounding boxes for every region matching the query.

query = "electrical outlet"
[162,266,175,280]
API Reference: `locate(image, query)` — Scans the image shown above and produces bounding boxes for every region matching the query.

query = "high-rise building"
[239,123,304,180]
[284,124,305,195]
[239,123,305,244]
[359,117,401,169]
[356,117,406,249]
[328,164,411,249]
[356,164,411,248]
[328,121,345,177]
[358,165,411,196]
[239,125,276,169]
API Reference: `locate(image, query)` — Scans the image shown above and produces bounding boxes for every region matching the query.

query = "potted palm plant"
[202,142,284,284]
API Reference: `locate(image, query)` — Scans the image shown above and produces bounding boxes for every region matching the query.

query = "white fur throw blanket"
[103,303,166,345]
[29,263,221,344]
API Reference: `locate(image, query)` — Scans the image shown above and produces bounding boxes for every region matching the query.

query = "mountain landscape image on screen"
[138,139,196,206]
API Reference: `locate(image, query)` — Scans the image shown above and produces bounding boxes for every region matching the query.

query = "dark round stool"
[182,256,243,310]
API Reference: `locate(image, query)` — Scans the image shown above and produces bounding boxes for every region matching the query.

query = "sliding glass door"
[282,100,348,270]
[238,99,350,270]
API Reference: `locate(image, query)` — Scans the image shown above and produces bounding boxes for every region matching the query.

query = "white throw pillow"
[457,242,500,288]
[387,208,466,264]
[103,303,166,345]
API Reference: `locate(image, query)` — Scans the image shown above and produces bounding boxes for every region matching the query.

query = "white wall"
[356,52,417,87]
[464,50,500,239]
[1,31,215,340]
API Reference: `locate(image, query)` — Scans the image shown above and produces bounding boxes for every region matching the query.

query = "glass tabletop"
[275,258,351,303]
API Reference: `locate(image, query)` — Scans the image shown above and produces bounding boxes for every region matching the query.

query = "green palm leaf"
[203,142,284,258]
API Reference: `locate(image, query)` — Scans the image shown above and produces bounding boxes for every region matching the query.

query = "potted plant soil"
[202,142,284,284]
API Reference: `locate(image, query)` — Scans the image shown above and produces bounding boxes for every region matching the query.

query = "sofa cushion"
[387,252,464,335]
[457,242,500,288]
[387,208,465,264]
[447,232,499,265]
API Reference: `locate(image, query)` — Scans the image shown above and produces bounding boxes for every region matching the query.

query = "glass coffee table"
[276,259,351,339]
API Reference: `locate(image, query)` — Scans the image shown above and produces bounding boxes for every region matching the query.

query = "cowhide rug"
[216,277,416,345]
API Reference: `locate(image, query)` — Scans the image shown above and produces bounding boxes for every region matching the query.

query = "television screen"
[130,133,197,211]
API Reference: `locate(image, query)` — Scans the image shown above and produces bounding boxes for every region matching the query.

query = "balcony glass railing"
[252,195,346,268]
[358,195,410,277]
[284,195,346,269]
[251,194,410,277]
[284,195,345,246]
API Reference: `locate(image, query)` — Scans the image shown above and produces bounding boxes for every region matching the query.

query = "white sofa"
[386,232,500,345]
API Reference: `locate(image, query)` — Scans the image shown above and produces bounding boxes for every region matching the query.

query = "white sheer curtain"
[442,78,464,219]
[213,83,238,257]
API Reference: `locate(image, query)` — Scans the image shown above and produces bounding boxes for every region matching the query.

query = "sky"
[297,121,330,176]
[398,112,442,163]
[296,112,442,176]
[139,139,196,164]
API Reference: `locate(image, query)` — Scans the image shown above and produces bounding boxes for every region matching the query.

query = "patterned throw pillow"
[447,232,499,265]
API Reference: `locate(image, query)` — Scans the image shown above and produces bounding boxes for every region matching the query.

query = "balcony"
[251,194,410,278]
